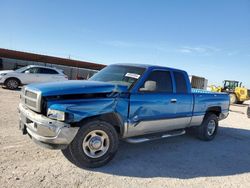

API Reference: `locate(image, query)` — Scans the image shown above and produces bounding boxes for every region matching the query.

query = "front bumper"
[18,103,79,149]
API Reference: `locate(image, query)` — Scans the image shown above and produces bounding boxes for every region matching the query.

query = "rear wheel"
[229,93,237,104]
[5,78,20,90]
[196,113,218,141]
[64,120,119,168]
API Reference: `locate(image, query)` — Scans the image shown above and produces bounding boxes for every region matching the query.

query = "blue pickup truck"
[19,64,230,168]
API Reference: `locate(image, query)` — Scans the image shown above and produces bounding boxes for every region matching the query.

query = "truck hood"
[26,80,128,96]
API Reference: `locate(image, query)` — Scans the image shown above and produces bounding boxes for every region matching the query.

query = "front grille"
[25,98,36,108]
[21,87,41,113]
[25,90,37,99]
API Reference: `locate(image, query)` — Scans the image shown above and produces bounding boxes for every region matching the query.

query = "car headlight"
[47,109,65,121]
[0,73,7,76]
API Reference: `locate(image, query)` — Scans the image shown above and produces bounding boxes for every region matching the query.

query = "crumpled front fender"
[48,97,129,125]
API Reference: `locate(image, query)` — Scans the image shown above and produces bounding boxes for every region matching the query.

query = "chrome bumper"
[18,103,79,149]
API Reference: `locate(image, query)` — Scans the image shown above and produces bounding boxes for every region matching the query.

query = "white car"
[0,65,68,90]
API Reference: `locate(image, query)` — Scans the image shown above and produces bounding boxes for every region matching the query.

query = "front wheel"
[5,78,20,90]
[196,113,218,141]
[64,120,119,168]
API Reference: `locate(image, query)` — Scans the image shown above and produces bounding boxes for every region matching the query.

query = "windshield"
[15,66,29,73]
[89,65,145,88]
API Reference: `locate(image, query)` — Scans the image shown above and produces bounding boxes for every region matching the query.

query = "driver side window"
[23,67,39,74]
[139,70,173,93]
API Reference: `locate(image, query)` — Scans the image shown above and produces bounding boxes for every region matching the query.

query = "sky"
[0,0,250,88]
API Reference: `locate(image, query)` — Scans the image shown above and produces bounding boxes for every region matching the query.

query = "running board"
[125,130,186,144]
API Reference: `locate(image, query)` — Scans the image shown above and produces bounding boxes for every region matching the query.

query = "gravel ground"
[0,87,250,188]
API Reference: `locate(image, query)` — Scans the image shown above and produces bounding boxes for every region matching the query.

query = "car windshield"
[15,66,30,73]
[89,65,145,88]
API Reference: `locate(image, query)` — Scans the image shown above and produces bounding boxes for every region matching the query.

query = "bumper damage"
[18,103,79,149]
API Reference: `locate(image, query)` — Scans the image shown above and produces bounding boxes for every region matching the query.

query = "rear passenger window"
[139,70,173,93]
[38,68,58,74]
[174,71,188,93]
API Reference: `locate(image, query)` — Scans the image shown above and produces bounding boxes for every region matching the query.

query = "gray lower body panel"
[124,117,192,138]
[123,115,205,138]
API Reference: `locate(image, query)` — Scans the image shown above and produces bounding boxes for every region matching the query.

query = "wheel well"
[4,77,21,85]
[75,113,123,136]
[206,106,221,117]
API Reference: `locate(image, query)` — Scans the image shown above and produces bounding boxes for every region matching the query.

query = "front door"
[127,70,181,137]
[19,67,40,84]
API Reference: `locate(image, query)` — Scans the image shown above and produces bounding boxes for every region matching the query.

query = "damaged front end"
[19,80,129,149]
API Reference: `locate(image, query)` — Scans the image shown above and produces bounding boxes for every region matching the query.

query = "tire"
[61,146,77,165]
[196,113,218,141]
[5,78,20,90]
[229,93,237,104]
[66,120,119,168]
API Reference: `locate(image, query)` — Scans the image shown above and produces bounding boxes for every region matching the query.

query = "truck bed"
[191,88,229,122]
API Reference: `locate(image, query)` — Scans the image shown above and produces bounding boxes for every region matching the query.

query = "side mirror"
[139,80,157,92]
[24,70,30,74]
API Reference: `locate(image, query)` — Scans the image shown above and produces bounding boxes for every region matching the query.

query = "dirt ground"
[0,87,250,188]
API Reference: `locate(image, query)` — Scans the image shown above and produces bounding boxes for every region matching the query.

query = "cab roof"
[111,63,186,73]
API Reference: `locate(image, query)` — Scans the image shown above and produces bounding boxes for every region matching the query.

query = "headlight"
[0,73,7,76]
[47,109,65,121]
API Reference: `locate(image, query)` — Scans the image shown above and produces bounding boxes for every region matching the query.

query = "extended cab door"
[128,69,179,137]
[172,71,193,125]
[19,67,40,84]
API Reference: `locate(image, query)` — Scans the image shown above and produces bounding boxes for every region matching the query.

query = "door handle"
[171,99,177,103]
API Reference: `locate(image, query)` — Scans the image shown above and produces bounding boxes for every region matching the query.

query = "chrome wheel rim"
[7,80,18,89]
[207,119,216,136]
[82,130,110,158]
